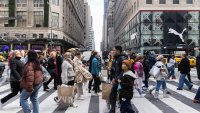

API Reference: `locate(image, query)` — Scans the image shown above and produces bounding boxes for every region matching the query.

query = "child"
[118,60,137,113]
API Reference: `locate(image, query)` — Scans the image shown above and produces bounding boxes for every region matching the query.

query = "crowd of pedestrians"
[0,45,200,113]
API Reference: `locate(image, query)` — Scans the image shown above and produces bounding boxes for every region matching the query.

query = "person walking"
[196,53,200,80]
[20,51,43,113]
[74,52,84,100]
[167,55,176,79]
[43,51,62,91]
[153,55,169,99]
[91,51,100,96]
[143,55,150,89]
[54,52,77,107]
[0,50,24,109]
[109,46,125,113]
[177,54,193,90]
[134,56,145,97]
[118,60,137,113]
[88,51,95,93]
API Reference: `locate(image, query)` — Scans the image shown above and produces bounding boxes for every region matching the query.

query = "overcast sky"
[88,0,104,52]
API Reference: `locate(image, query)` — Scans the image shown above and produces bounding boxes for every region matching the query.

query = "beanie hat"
[123,60,132,69]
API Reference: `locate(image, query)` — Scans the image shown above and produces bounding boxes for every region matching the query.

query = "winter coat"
[154,61,168,81]
[91,57,99,76]
[10,57,24,82]
[134,61,144,78]
[47,56,62,76]
[110,54,125,81]
[119,71,137,100]
[61,59,75,83]
[167,58,175,68]
[178,58,190,74]
[20,62,43,92]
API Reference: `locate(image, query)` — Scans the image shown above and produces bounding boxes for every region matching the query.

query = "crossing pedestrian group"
[0,46,199,113]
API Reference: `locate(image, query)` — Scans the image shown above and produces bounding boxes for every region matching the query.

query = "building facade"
[113,0,200,55]
[87,16,95,51]
[101,0,115,51]
[0,0,88,53]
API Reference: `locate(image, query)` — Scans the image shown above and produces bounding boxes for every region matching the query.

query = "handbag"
[149,65,160,78]
[41,66,51,82]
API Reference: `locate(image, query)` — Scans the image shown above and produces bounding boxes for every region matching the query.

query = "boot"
[154,91,159,99]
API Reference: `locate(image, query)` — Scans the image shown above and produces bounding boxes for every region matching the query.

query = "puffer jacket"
[20,62,43,92]
[119,70,137,100]
[10,57,24,82]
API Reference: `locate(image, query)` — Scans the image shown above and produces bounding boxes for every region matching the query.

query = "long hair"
[26,50,41,71]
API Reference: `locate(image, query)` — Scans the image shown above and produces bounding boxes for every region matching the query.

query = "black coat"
[178,58,190,74]
[119,73,135,100]
[110,54,125,81]
[196,55,200,80]
[10,57,24,82]
[47,56,62,76]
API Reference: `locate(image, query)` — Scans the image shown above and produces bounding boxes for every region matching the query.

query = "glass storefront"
[119,10,200,53]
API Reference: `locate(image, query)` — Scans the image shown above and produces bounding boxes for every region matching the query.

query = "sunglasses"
[157,65,165,68]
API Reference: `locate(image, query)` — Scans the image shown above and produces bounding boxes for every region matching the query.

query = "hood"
[123,70,137,79]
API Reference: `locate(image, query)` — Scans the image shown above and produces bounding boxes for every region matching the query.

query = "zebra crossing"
[0,78,199,113]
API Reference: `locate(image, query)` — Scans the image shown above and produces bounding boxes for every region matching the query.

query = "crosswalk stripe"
[0,84,10,93]
[132,96,163,113]
[99,95,108,113]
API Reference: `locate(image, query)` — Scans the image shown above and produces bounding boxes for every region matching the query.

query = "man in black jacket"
[109,46,125,113]
[0,50,24,109]
[196,53,200,80]
[177,54,193,90]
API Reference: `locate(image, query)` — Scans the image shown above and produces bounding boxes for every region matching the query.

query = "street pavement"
[0,65,199,113]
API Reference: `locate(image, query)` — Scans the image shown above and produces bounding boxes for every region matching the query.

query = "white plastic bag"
[149,65,160,78]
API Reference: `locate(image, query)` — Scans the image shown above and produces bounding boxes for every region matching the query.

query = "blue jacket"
[91,57,99,76]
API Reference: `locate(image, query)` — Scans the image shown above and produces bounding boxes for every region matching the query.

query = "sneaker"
[71,103,78,108]
[77,96,84,100]
[149,89,153,94]
[189,85,193,90]
[54,97,59,103]
[193,99,199,103]
[0,102,3,110]
[88,90,91,93]
[43,89,50,92]
[177,88,183,90]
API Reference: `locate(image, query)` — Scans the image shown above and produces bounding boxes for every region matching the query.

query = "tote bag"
[149,65,160,78]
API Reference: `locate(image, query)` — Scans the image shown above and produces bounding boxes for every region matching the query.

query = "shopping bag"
[57,85,74,104]
[149,65,160,78]
[102,83,112,100]
[41,66,51,82]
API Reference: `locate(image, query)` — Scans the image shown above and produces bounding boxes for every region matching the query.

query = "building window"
[39,34,44,38]
[0,0,8,7]
[34,11,44,27]
[51,12,59,28]
[173,0,179,4]
[52,0,59,6]
[186,0,193,4]
[146,0,152,4]
[17,11,27,27]
[159,0,166,4]
[16,0,27,7]
[34,0,44,7]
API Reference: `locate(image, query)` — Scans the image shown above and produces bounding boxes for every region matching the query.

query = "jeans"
[20,84,42,113]
[187,73,192,83]
[155,80,166,92]
[167,67,175,78]
[120,99,135,113]
[178,74,192,89]
[109,83,118,113]
[1,81,22,104]
[194,87,200,100]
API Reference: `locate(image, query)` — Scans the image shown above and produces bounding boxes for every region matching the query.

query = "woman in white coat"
[73,52,84,100]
